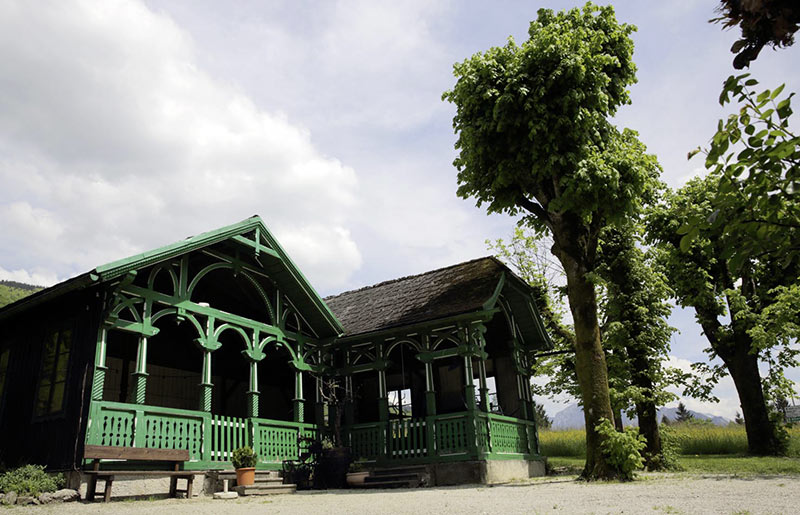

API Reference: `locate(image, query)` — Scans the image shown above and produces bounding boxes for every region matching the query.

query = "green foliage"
[713,1,800,69]
[595,418,646,480]
[0,281,41,308]
[675,402,694,423]
[686,74,799,272]
[647,170,798,455]
[652,424,683,471]
[540,429,587,458]
[533,402,552,430]
[541,424,800,458]
[444,2,653,229]
[231,446,257,469]
[0,465,63,496]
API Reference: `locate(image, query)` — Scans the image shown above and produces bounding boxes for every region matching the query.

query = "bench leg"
[186,475,194,498]
[169,476,178,498]
[87,475,98,502]
[103,476,114,503]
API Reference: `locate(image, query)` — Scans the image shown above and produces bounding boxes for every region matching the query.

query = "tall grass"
[539,424,800,457]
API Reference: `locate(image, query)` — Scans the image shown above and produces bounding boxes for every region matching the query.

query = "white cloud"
[0,0,361,291]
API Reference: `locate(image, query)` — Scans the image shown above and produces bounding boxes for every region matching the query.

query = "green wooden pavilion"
[0,216,551,485]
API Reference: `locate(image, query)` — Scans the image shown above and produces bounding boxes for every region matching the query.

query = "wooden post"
[199,350,213,412]
[247,360,259,418]
[132,336,148,404]
[293,370,304,423]
[424,360,436,458]
[477,358,490,412]
[91,328,108,401]
[377,366,388,463]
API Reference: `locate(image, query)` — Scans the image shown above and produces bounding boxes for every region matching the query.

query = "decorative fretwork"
[435,414,469,455]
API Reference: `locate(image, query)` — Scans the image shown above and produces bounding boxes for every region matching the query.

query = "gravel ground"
[10,475,799,514]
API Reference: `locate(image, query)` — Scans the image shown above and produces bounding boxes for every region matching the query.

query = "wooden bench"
[83,445,198,502]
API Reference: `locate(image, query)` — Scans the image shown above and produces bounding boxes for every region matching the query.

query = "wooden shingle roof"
[324,257,507,337]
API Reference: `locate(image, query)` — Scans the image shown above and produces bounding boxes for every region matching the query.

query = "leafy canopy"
[685,74,799,272]
[444,2,659,234]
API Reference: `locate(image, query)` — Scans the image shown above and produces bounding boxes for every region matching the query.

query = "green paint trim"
[482,272,505,311]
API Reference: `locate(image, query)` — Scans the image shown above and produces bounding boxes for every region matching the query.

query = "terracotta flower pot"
[346,471,370,486]
[235,467,256,486]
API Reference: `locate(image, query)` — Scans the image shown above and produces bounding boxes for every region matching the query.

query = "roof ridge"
[324,255,498,300]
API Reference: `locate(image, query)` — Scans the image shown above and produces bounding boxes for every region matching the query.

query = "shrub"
[0,464,63,495]
[595,418,646,480]
[231,446,257,469]
[647,424,683,471]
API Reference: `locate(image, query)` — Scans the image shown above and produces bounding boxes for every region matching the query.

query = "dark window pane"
[50,381,65,413]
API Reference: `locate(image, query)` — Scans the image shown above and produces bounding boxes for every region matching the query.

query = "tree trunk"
[554,239,617,479]
[728,344,784,455]
[628,345,662,468]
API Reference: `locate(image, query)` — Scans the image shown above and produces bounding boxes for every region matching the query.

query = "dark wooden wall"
[0,285,104,470]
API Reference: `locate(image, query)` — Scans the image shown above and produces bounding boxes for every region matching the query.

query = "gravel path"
[11,475,799,514]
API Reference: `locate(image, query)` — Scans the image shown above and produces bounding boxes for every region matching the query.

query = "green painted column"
[343,376,354,426]
[424,360,436,458]
[132,336,148,404]
[463,354,479,458]
[293,370,304,423]
[199,349,213,412]
[477,358,490,413]
[377,367,388,462]
[91,328,108,401]
[247,360,259,418]
[314,376,325,426]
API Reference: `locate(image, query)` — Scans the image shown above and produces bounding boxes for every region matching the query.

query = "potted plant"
[346,461,370,487]
[231,446,257,486]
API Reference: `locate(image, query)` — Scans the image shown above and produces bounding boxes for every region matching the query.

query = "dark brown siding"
[0,286,103,470]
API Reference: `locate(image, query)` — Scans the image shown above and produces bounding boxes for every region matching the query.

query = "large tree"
[492,224,679,470]
[713,0,800,69]
[444,3,662,479]
[647,174,798,455]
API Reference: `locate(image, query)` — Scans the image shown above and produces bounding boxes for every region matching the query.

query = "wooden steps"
[358,465,428,489]
[210,470,297,497]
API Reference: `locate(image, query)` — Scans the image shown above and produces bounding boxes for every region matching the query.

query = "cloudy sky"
[1,0,798,419]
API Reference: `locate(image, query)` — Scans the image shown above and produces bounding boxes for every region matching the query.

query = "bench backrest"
[84,445,189,462]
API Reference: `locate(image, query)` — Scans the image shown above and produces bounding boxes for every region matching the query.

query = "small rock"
[51,489,80,502]
[38,492,55,504]
[3,491,17,505]
[16,495,37,505]
[213,491,239,500]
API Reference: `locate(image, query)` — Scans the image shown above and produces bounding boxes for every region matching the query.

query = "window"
[388,388,412,418]
[34,328,72,416]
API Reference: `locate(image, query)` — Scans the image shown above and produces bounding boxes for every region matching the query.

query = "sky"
[1,0,798,420]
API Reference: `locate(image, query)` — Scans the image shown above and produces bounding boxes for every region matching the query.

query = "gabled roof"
[0,216,344,337]
[324,256,553,349]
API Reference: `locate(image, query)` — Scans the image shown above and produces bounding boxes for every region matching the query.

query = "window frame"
[32,325,74,419]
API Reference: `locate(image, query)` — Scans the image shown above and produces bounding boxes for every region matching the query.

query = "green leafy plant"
[0,464,63,495]
[648,424,683,471]
[231,446,257,469]
[595,418,646,480]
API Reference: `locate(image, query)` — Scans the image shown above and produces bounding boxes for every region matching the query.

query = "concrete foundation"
[431,458,546,486]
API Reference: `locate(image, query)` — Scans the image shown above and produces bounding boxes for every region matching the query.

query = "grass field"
[540,424,800,457]
[542,424,800,476]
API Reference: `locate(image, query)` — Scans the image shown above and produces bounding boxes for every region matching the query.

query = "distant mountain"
[551,403,730,430]
[0,280,42,309]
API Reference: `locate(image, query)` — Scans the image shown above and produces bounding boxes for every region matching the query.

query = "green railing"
[486,413,535,455]
[347,422,382,460]
[252,417,316,465]
[388,417,427,459]
[342,411,540,465]
[211,414,248,462]
[86,400,317,469]
[434,413,469,455]
[87,401,206,461]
